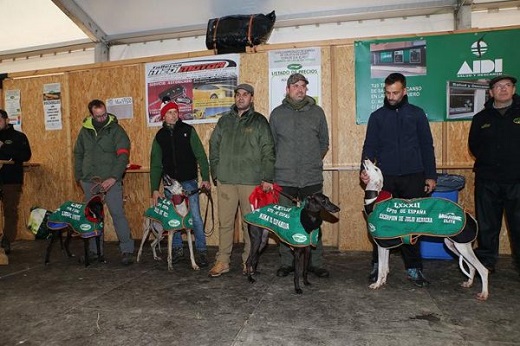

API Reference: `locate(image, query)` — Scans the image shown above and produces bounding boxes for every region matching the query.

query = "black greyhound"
[44,196,105,267]
[245,192,340,294]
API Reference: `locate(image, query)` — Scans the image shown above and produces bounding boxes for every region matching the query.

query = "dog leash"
[200,187,215,237]
[273,186,300,205]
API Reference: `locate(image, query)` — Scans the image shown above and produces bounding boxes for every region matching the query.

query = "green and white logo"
[292,233,308,243]
[168,219,181,227]
[80,224,92,231]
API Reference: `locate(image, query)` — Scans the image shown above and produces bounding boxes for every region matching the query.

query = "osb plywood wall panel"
[2,74,73,240]
[2,42,512,254]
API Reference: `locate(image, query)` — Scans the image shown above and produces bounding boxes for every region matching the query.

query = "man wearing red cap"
[469,75,520,274]
[74,99,134,265]
[150,101,211,267]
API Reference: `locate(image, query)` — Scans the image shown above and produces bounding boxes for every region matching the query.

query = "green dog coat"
[47,197,104,238]
[144,198,193,231]
[244,203,319,247]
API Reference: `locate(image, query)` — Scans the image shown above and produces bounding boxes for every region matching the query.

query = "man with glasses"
[469,75,520,274]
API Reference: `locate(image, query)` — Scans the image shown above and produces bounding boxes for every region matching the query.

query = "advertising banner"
[355,29,520,123]
[145,54,240,126]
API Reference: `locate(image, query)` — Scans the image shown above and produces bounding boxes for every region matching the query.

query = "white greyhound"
[137,175,199,271]
[363,159,489,301]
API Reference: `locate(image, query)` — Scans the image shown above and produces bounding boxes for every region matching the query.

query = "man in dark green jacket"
[74,99,134,265]
[270,73,331,278]
[208,84,275,277]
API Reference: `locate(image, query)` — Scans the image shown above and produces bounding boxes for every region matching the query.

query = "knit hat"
[160,102,179,119]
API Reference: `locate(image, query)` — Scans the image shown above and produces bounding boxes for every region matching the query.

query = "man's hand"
[200,181,211,191]
[424,179,436,194]
[360,170,370,185]
[261,181,273,192]
[151,190,163,206]
[101,177,117,192]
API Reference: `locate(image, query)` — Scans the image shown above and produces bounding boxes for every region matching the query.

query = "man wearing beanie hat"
[269,73,331,279]
[209,83,275,277]
[74,99,134,265]
[0,109,32,255]
[150,101,211,267]
[469,74,520,274]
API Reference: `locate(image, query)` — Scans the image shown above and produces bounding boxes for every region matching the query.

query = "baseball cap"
[234,83,254,95]
[489,75,517,89]
[287,73,309,86]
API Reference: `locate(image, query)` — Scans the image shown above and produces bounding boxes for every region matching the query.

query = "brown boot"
[208,261,230,277]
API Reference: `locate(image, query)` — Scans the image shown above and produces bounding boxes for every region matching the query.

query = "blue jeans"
[166,179,207,252]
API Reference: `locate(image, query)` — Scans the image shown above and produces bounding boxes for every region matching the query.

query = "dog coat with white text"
[47,197,104,238]
[144,198,193,231]
[368,197,467,246]
[244,203,319,247]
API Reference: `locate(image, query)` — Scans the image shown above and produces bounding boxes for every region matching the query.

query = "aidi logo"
[457,39,502,77]
[292,233,308,243]
[168,220,181,227]
[287,64,302,70]
[80,224,92,231]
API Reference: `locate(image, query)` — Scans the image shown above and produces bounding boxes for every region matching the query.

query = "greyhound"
[45,195,105,267]
[137,175,199,271]
[245,192,340,294]
[363,159,489,301]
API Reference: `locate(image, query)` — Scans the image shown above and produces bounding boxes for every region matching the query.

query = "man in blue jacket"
[360,73,437,287]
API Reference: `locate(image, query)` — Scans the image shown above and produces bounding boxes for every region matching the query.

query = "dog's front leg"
[369,245,389,289]
[246,225,263,283]
[83,237,90,267]
[167,231,174,271]
[185,229,200,271]
[293,248,303,294]
[63,228,74,258]
[44,230,59,265]
[302,246,311,287]
[137,219,152,263]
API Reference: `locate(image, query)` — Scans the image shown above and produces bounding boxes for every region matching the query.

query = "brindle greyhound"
[363,159,489,300]
[245,192,340,294]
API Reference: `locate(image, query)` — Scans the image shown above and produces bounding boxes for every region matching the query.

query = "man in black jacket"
[360,73,437,287]
[0,109,32,254]
[469,75,520,274]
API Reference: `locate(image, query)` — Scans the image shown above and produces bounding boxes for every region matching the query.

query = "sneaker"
[196,251,209,268]
[208,261,230,277]
[276,266,294,277]
[308,266,330,278]
[1,237,11,255]
[121,252,134,266]
[171,247,184,264]
[406,268,430,287]
[368,263,378,283]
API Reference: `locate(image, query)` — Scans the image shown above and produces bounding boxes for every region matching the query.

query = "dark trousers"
[474,179,520,267]
[278,184,325,268]
[371,173,426,269]
[1,184,22,242]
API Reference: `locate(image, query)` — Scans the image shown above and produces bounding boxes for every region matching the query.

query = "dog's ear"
[310,193,340,213]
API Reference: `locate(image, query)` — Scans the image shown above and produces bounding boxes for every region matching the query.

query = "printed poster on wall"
[4,89,22,130]
[268,48,321,113]
[145,54,240,126]
[43,83,62,130]
[107,97,133,120]
[355,28,520,124]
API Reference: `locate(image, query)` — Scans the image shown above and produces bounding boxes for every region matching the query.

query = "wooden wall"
[0,29,515,255]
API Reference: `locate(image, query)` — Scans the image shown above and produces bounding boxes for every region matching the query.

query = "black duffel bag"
[206,11,276,54]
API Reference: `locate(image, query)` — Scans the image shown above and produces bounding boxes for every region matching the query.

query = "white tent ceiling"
[1,0,519,62]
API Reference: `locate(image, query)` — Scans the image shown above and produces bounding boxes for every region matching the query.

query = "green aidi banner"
[355,28,520,123]
[244,203,319,247]
[368,197,466,244]
[144,198,193,231]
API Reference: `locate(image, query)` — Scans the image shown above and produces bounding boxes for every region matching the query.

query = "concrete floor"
[1,240,519,346]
